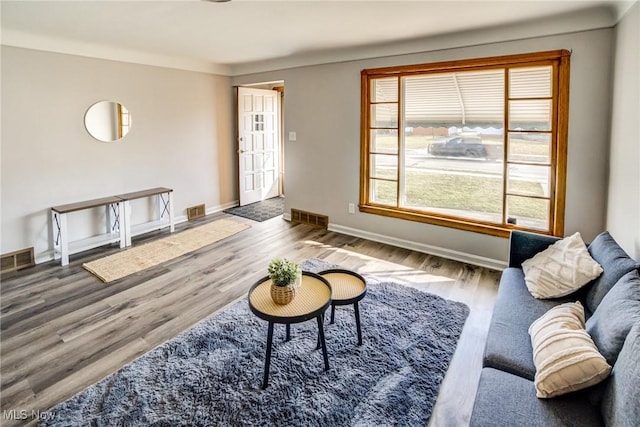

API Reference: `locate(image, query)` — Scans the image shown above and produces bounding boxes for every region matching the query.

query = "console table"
[51,187,174,266]
[51,196,125,266]
[116,187,174,247]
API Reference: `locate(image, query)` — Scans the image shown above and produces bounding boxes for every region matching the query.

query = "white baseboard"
[36,251,56,265]
[36,205,505,270]
[327,223,507,271]
[211,200,238,215]
[179,200,239,222]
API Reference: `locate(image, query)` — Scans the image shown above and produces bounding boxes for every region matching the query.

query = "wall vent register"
[291,209,329,229]
[187,204,206,221]
[1,247,35,274]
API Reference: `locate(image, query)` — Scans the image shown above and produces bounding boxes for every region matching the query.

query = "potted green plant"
[268,258,302,305]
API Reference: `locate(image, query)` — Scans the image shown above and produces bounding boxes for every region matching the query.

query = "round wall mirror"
[84,101,132,142]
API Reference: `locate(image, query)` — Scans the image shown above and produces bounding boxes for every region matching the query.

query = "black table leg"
[330,304,336,324]
[262,322,274,389]
[316,315,330,371]
[354,301,363,346]
[315,313,324,350]
[286,324,291,342]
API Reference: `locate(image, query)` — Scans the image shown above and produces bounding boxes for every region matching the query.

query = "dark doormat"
[223,196,284,222]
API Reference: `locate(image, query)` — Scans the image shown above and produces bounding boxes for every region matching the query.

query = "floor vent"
[187,204,206,221]
[1,247,35,274]
[291,209,329,229]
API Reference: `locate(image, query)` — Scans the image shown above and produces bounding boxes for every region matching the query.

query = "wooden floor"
[0,213,501,426]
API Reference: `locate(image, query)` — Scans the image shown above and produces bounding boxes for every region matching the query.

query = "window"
[360,50,570,237]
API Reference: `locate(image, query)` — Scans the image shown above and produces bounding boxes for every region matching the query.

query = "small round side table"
[318,269,367,346]
[248,271,332,389]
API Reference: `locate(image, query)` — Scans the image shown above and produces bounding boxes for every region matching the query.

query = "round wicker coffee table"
[318,269,367,346]
[248,271,332,389]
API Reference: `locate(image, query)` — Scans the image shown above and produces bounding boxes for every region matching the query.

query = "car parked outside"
[427,135,489,158]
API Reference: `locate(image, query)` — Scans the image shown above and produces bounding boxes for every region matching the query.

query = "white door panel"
[237,87,280,206]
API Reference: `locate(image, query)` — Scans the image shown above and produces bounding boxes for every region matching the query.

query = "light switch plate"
[288,131,297,141]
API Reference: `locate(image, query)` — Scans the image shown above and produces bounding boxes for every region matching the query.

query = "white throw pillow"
[522,232,603,299]
[528,301,611,398]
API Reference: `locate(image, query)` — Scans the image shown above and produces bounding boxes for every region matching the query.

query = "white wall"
[233,28,615,267]
[607,2,640,259]
[1,21,624,267]
[1,47,237,262]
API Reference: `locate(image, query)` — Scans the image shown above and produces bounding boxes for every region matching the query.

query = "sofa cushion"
[522,232,603,299]
[470,368,603,427]
[585,231,640,313]
[600,323,640,426]
[586,270,640,365]
[483,268,575,380]
[529,301,611,398]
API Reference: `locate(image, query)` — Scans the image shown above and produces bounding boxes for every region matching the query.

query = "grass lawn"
[369,132,549,222]
[372,170,547,220]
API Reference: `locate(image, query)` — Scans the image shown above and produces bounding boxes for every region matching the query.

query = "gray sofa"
[470,230,640,427]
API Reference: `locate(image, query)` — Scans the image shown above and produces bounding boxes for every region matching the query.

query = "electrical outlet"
[348,203,355,214]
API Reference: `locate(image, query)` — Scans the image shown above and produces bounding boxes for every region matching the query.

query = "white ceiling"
[1,0,636,76]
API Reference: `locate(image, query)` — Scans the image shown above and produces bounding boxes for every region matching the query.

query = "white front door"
[237,87,280,206]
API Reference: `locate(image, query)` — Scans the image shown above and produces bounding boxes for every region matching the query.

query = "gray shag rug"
[42,259,470,427]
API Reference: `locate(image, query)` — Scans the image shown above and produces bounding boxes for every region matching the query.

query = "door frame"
[235,81,285,205]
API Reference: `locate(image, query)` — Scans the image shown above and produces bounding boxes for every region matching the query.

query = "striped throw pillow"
[528,301,611,398]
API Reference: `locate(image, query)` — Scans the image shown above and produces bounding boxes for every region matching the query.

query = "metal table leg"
[316,315,329,371]
[262,322,274,389]
[354,301,363,346]
[315,313,324,350]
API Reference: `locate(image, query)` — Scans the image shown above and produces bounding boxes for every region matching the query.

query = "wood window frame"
[359,50,570,238]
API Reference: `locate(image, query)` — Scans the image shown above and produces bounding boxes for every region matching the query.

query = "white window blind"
[403,69,504,126]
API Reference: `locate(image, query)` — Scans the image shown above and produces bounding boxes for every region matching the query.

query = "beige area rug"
[83,218,250,282]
